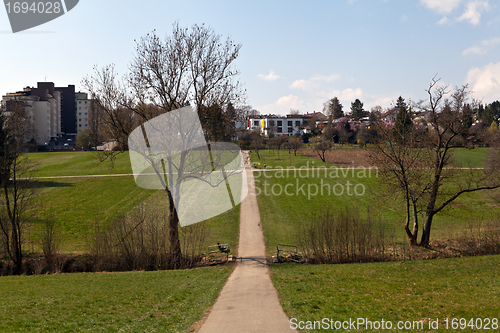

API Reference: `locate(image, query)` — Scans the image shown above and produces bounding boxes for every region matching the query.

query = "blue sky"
[1,0,499,116]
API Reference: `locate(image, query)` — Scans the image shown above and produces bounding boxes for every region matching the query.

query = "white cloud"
[258,70,281,81]
[463,37,500,55]
[420,0,461,14]
[275,94,303,108]
[290,74,341,92]
[332,88,364,102]
[258,74,366,116]
[467,61,500,102]
[457,0,490,25]
[421,0,491,25]
[437,16,450,25]
[260,94,307,115]
[369,97,395,109]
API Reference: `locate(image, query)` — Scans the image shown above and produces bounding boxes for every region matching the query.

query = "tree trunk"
[4,182,23,274]
[410,199,419,246]
[166,188,182,268]
[420,211,434,246]
[404,194,413,244]
[420,162,441,246]
[11,222,22,274]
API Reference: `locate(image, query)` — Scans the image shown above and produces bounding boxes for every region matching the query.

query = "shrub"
[89,203,208,271]
[299,208,391,264]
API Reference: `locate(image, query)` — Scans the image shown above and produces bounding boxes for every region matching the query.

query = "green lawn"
[0,266,233,332]
[449,147,490,168]
[271,255,500,332]
[5,148,496,333]
[0,151,241,332]
[22,151,240,254]
[250,147,491,169]
[28,151,133,177]
[252,149,500,257]
[31,176,240,254]
[249,149,334,168]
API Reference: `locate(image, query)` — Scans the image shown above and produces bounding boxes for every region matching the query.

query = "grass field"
[0,151,241,332]
[251,149,500,257]
[23,151,240,254]
[253,148,500,332]
[0,266,233,332]
[449,147,490,168]
[271,255,500,332]
[28,151,133,177]
[2,148,496,333]
[249,148,334,168]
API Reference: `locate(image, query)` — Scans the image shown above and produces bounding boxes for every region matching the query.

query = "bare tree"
[417,78,500,245]
[83,23,244,267]
[0,108,38,274]
[314,141,331,163]
[372,117,429,246]
[286,137,303,156]
[372,77,500,246]
[250,136,264,160]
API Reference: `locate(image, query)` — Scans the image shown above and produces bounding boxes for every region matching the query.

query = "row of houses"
[1,82,92,145]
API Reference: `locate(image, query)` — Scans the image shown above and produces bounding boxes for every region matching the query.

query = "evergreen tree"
[349,99,367,121]
[226,102,236,119]
[394,96,413,144]
[323,97,344,120]
[461,103,473,136]
[484,101,500,125]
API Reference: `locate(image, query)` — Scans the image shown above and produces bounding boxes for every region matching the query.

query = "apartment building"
[1,82,92,144]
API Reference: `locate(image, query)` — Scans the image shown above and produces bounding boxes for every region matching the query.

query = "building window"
[288,121,292,126]
[288,127,293,133]
[85,101,87,104]
[277,120,282,126]
[268,120,275,127]
[85,113,87,116]
[277,127,282,133]
[295,121,300,127]
[79,124,81,127]
[254,120,259,126]
[85,124,88,127]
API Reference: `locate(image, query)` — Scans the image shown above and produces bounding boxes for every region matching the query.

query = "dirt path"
[198,151,293,333]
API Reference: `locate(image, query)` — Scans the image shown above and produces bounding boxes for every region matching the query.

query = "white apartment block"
[246,112,326,137]
[247,117,304,136]
[75,92,90,133]
[1,86,61,144]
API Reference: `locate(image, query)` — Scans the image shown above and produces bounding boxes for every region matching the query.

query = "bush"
[89,203,208,271]
[299,208,391,264]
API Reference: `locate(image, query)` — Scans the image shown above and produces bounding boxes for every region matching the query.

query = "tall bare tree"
[372,77,500,246]
[372,115,428,246]
[83,23,244,266]
[0,107,38,274]
[417,78,500,245]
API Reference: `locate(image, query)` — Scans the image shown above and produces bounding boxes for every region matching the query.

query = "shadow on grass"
[31,180,74,188]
